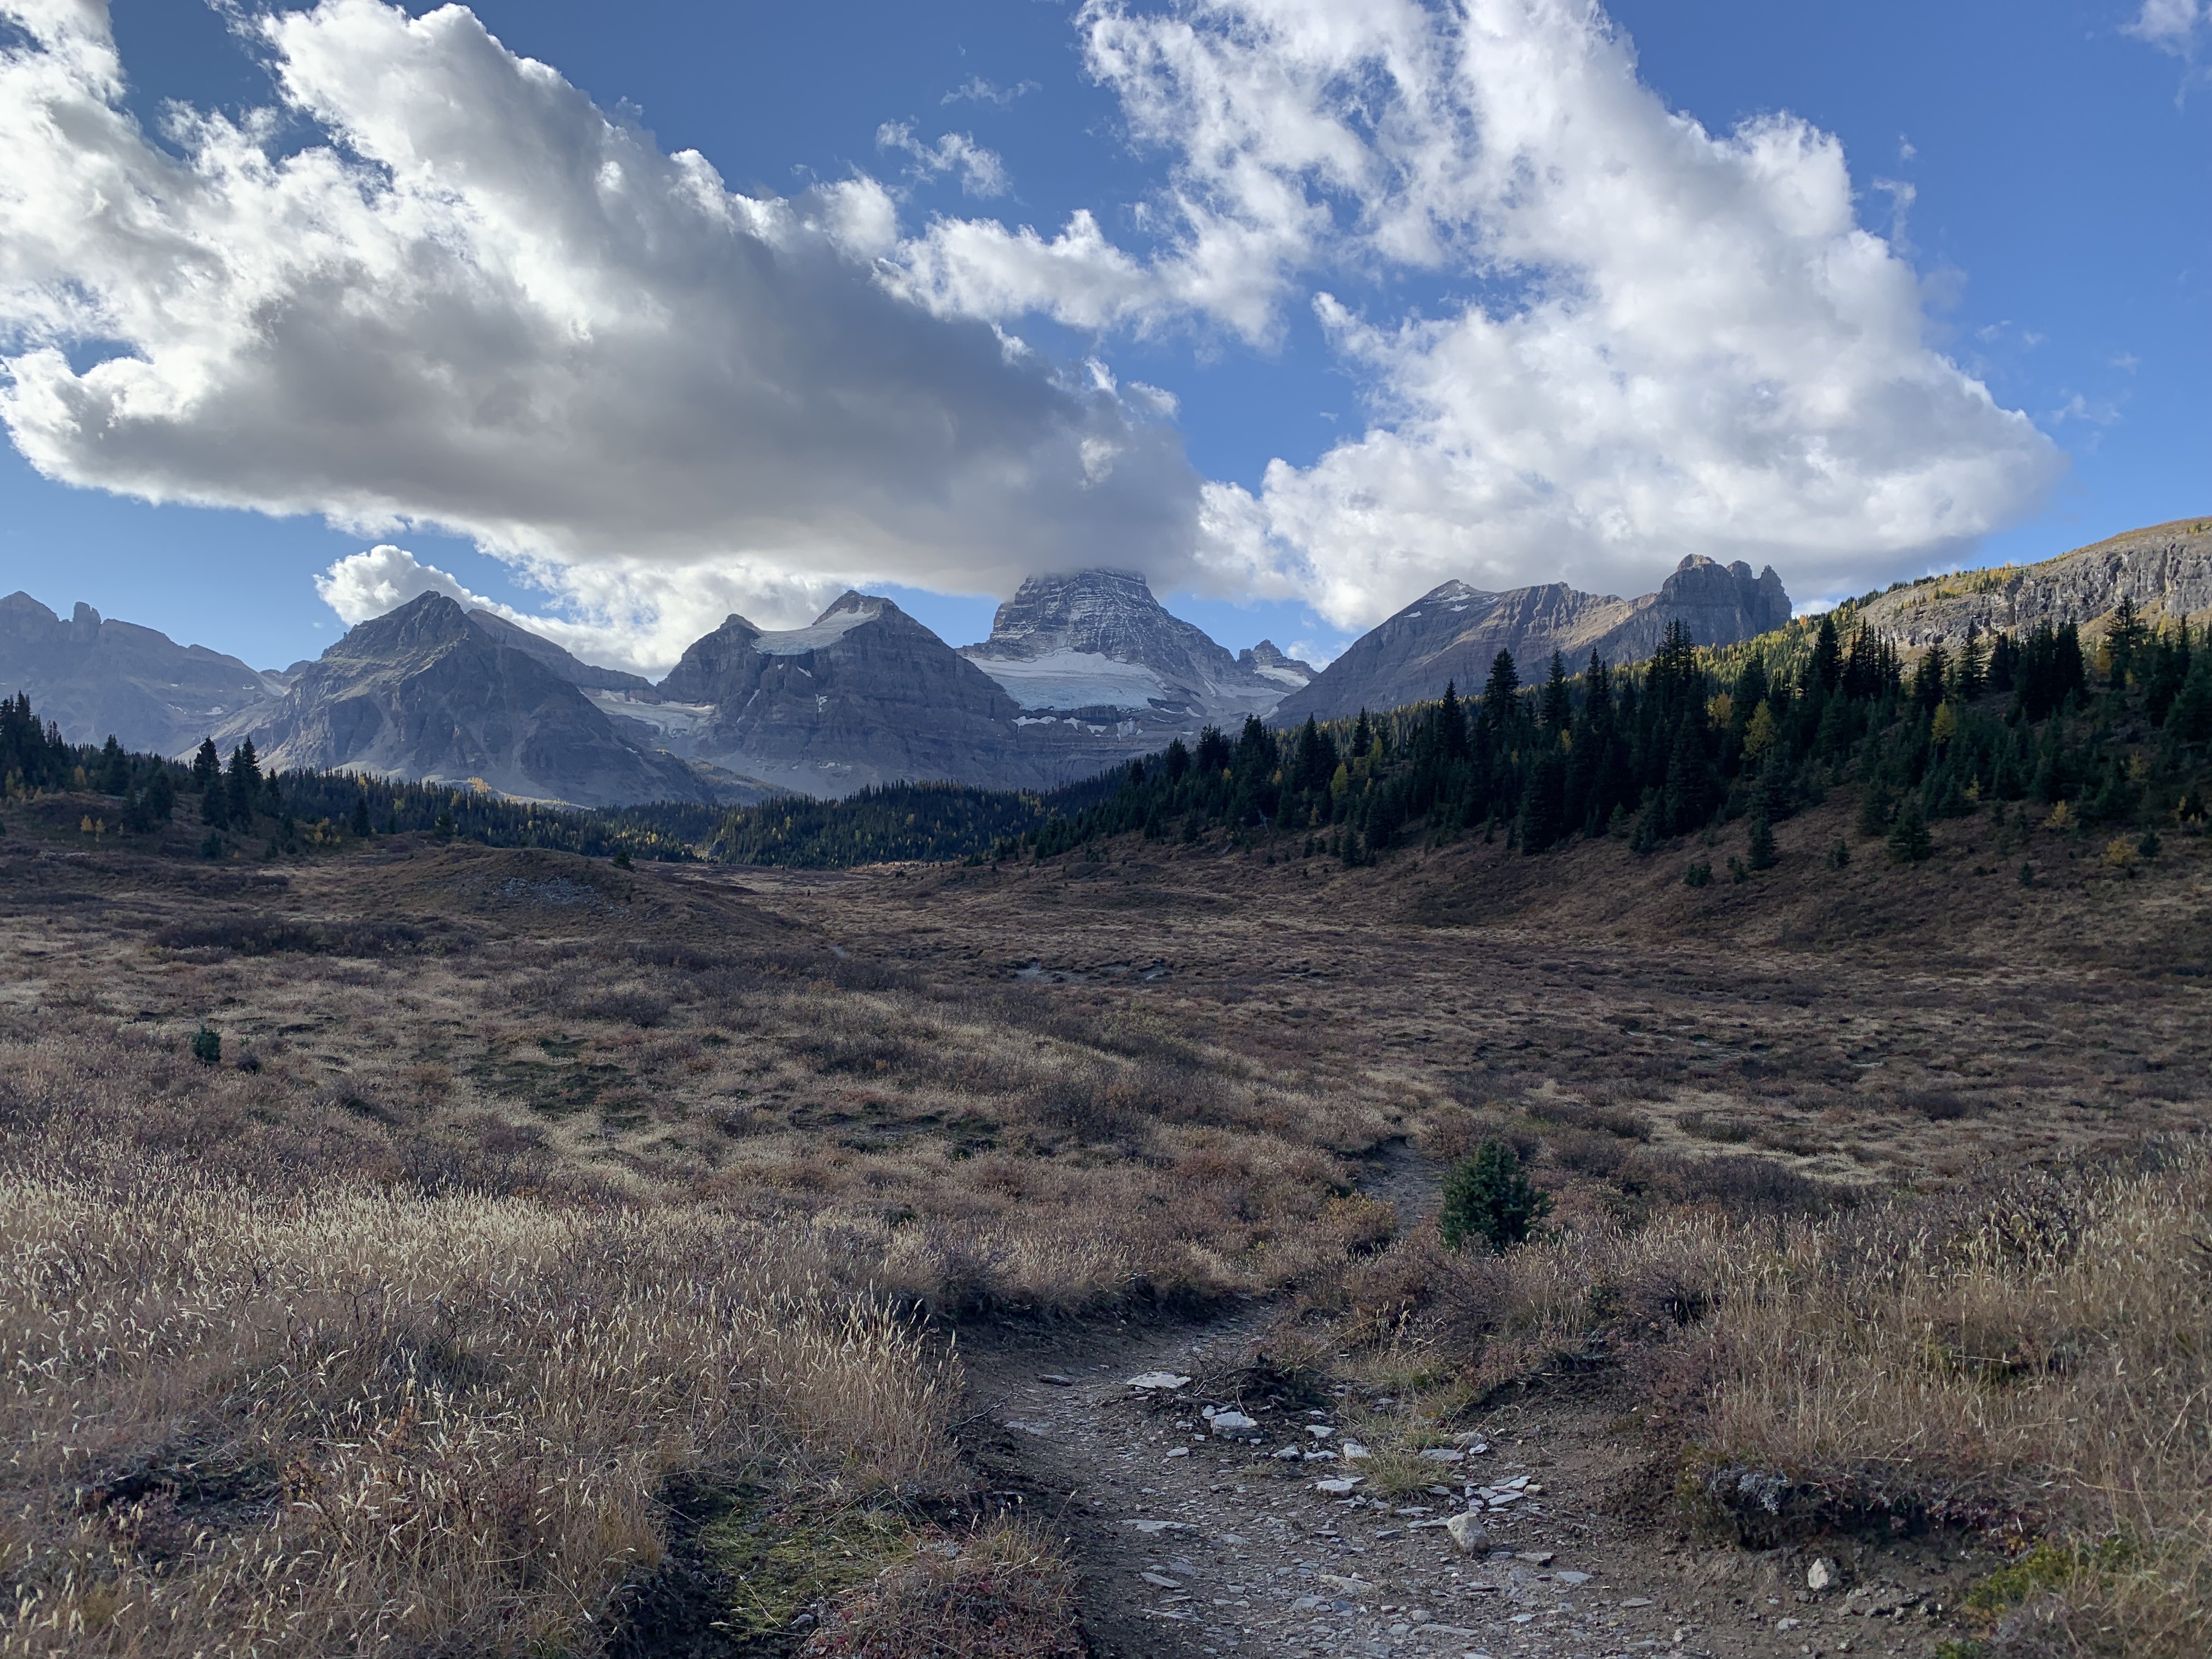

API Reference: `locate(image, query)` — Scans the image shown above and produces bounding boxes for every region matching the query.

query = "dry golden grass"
[1701,1141,2212,1656]
[0,1127,957,1656]
[1299,1139,2211,1657]
[5,799,2212,1653]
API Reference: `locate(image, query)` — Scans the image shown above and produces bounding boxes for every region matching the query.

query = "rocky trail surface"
[957,1149,1979,1659]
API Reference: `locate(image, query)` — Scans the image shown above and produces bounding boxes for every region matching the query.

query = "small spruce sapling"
[1440,1141,1553,1253]
[190,1025,221,1066]
[1746,808,1777,871]
[612,847,634,869]
[1684,859,1712,888]
[1888,803,1934,864]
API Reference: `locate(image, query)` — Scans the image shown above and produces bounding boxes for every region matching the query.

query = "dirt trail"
[960,1152,1978,1659]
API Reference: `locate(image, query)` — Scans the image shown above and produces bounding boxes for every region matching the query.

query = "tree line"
[995,598,2212,870]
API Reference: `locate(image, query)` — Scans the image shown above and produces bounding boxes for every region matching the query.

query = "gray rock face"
[1856,517,2212,646]
[641,591,1132,797]
[961,569,1313,728]
[0,592,287,757]
[462,610,657,695]
[249,593,709,807]
[1273,556,1791,723]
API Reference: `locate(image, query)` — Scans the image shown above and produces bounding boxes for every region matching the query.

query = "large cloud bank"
[0,0,1199,668]
[898,0,2061,623]
[1,0,2059,665]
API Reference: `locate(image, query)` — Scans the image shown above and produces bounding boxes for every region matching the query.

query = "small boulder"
[1209,1410,1260,1434]
[1127,1371,1193,1390]
[1808,1556,1841,1593]
[1443,1512,1491,1553]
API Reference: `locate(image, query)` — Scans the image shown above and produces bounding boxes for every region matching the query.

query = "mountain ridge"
[1273,555,1791,724]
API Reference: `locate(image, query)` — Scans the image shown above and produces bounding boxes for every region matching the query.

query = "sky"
[0,0,2204,676]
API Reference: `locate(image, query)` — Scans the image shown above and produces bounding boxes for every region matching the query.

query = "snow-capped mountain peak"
[960,569,1311,726]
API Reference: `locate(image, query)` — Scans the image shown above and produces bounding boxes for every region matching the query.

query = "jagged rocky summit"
[959,568,1314,730]
[598,590,1128,797]
[247,594,713,808]
[0,592,287,757]
[1855,518,2212,646]
[1274,556,1792,724]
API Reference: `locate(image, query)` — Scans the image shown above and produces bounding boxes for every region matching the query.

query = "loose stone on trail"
[1126,1370,1193,1390]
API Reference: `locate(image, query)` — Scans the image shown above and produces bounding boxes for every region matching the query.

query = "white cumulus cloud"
[0,0,1200,669]
[315,545,498,624]
[876,121,1011,196]
[890,0,2061,623]
[2126,0,2210,57]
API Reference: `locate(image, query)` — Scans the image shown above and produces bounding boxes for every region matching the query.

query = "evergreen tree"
[1440,1142,1553,1252]
[1986,629,2020,695]
[1519,748,1567,854]
[2105,596,2147,689]
[1480,654,1521,736]
[1857,781,1894,838]
[351,790,373,838]
[190,737,222,796]
[145,768,175,823]
[95,735,129,794]
[1164,737,1191,782]
[1745,806,1777,871]
[225,741,262,825]
[1805,612,1843,696]
[1539,650,1572,733]
[1887,801,1933,864]
[1911,644,1949,713]
[1952,624,1987,701]
[2166,654,2212,747]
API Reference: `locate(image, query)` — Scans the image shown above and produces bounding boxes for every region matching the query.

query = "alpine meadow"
[2,3,2210,1659]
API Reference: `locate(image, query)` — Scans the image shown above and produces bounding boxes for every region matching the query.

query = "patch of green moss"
[698,1500,916,1639]
[1962,1533,2136,1616]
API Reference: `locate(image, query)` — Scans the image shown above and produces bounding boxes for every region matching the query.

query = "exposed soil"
[960,1291,1989,1659]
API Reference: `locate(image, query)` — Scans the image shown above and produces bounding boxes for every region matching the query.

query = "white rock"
[1209,1411,1259,1434]
[1340,1441,1372,1460]
[1141,1571,1182,1589]
[1555,1571,1591,1587]
[1164,1446,1189,1458]
[1303,1449,1338,1461]
[1272,1445,1302,1460]
[1306,1424,1334,1438]
[1444,1512,1491,1553]
[1127,1371,1193,1390]
[1123,1519,1194,1534]
[1312,1477,1363,1495]
[1418,1447,1466,1463]
[1807,1557,1840,1592]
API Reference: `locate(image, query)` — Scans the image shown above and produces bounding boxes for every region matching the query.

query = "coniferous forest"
[1002,599,2210,871]
[7,597,2210,872]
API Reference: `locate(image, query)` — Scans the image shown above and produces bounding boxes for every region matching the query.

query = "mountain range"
[1274,555,1791,724]
[0,546,1903,805]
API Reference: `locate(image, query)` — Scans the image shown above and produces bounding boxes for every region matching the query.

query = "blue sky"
[0,0,2204,675]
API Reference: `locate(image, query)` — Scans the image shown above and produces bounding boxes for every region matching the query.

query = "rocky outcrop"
[961,569,1313,727]
[250,593,710,807]
[0,592,287,757]
[1856,518,2212,647]
[640,591,1131,797]
[1273,556,1791,723]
